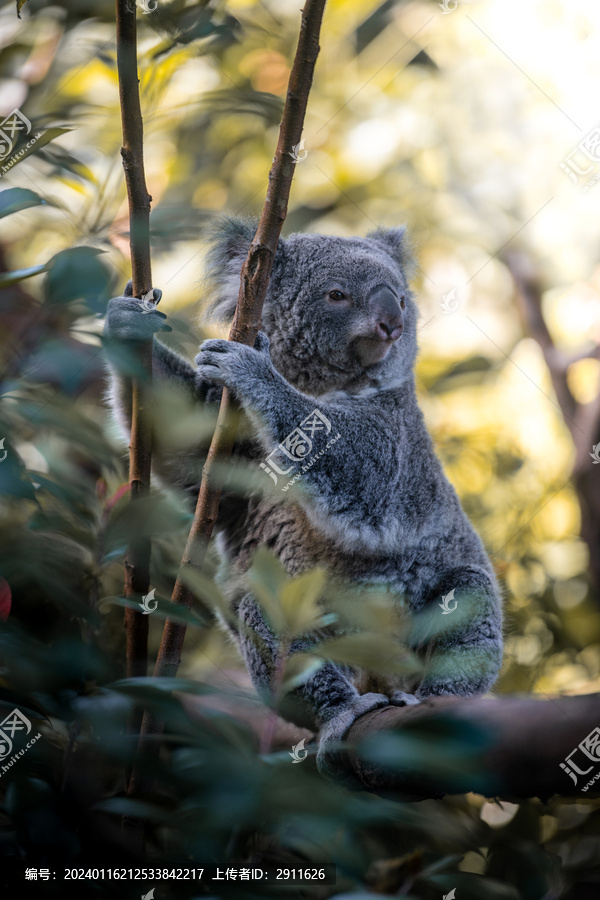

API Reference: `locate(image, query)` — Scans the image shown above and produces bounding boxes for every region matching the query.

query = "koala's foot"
[104,286,170,342]
[194,332,271,395]
[389,690,421,707]
[317,692,389,786]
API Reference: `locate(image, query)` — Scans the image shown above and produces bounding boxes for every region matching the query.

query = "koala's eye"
[328,290,346,302]
[400,296,406,309]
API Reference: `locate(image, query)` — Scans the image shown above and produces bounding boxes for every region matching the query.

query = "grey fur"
[104,220,503,780]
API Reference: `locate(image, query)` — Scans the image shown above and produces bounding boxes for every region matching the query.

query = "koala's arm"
[195,335,407,550]
[235,592,389,782]
[103,290,223,492]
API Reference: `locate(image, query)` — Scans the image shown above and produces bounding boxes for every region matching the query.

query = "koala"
[104,218,503,781]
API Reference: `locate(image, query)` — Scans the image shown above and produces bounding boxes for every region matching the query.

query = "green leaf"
[177,565,228,621]
[281,652,323,694]
[110,677,212,697]
[248,547,289,633]
[0,264,47,288]
[99,594,210,629]
[44,246,112,314]
[279,567,327,636]
[0,188,47,219]
[315,633,421,677]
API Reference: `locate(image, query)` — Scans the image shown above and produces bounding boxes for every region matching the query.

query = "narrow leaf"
[0,188,46,219]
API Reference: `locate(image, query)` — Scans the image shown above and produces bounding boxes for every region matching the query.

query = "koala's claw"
[122,280,163,307]
[389,690,420,707]
[104,289,170,342]
[316,692,389,784]
[195,335,272,392]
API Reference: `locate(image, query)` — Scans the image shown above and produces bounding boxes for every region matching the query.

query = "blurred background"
[0,0,600,897]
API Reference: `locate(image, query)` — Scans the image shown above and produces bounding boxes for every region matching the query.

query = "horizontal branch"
[342,693,600,800]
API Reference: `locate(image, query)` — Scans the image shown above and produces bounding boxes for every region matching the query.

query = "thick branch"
[128,0,327,793]
[341,693,600,800]
[116,0,153,685]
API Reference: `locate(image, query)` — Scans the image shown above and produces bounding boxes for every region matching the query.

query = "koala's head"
[204,218,418,396]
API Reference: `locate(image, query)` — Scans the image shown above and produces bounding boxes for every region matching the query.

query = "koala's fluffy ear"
[367,226,415,279]
[203,217,259,322]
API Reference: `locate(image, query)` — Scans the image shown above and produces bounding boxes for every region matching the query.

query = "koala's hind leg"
[234,593,389,780]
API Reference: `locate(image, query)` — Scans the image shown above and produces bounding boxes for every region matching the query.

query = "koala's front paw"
[317,692,389,785]
[195,332,272,394]
[389,690,420,707]
[104,287,171,342]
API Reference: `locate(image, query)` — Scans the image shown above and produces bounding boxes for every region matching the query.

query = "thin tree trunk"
[115,0,153,699]
[128,0,327,795]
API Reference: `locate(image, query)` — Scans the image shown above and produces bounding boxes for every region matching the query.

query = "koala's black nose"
[371,287,403,341]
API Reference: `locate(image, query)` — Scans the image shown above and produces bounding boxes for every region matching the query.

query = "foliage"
[0,0,600,897]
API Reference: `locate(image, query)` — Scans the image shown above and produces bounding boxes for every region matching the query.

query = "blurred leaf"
[99,594,210,628]
[149,6,241,56]
[248,547,289,633]
[35,145,97,184]
[0,443,37,501]
[0,188,47,219]
[165,564,225,621]
[200,88,284,126]
[0,688,47,721]
[44,246,112,314]
[279,567,327,636]
[281,652,322,694]
[316,633,421,677]
[0,263,47,288]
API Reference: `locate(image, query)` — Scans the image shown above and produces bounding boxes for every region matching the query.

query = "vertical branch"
[505,250,600,597]
[128,0,327,792]
[116,0,153,686]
